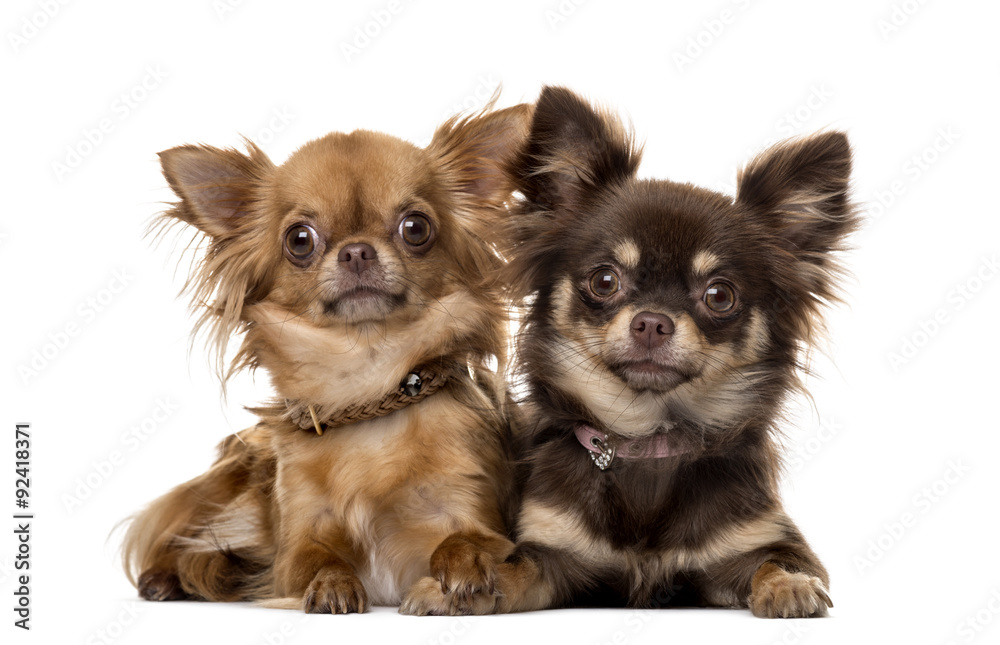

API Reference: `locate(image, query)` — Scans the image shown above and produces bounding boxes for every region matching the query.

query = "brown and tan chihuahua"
[403,87,857,618]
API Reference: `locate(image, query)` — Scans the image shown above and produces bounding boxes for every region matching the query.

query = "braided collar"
[287,362,457,435]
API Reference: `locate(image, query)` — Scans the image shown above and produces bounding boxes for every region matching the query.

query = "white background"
[3,0,999,643]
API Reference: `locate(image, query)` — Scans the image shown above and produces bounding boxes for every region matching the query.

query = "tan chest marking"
[518,499,787,578]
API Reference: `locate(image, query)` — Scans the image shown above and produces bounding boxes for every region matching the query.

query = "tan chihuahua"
[122,102,530,613]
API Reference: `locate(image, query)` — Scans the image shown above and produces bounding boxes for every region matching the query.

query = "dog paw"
[399,576,498,616]
[137,568,189,601]
[750,564,832,618]
[303,567,368,614]
[430,536,499,600]
[399,576,451,616]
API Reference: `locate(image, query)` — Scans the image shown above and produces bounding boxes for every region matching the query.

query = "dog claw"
[302,567,368,614]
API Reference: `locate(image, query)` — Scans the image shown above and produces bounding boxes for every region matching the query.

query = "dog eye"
[283,224,318,262]
[589,269,621,298]
[399,212,433,247]
[704,282,736,313]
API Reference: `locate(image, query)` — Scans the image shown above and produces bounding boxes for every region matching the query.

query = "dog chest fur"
[273,390,501,604]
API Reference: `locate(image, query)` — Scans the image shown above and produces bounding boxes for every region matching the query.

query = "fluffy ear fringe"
[737,131,861,364]
[427,93,532,284]
[147,138,277,390]
[511,85,641,214]
[158,140,274,236]
[428,90,533,207]
[425,94,535,394]
[499,86,641,305]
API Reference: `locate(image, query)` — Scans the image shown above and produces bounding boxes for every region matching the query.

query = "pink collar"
[574,424,685,470]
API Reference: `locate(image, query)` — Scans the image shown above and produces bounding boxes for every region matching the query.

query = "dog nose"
[337,243,378,275]
[630,312,675,350]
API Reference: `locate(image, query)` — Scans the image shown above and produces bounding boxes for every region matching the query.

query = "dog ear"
[427,100,534,206]
[158,141,274,238]
[513,86,640,212]
[737,131,857,261]
[737,132,859,348]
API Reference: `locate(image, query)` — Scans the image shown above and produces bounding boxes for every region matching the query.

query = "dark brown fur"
[122,102,531,612]
[402,87,857,617]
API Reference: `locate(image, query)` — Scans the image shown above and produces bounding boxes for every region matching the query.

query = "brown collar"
[286,362,456,435]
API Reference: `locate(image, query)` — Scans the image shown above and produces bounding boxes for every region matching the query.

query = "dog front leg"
[698,518,831,618]
[274,537,368,614]
[426,531,514,599]
[400,541,585,615]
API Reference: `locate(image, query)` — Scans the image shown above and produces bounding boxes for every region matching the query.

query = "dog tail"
[119,424,277,601]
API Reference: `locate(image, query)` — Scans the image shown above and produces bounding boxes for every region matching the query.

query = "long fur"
[401,87,859,618]
[122,100,532,611]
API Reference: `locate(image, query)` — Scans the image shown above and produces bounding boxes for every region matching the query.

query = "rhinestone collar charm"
[588,433,615,470]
